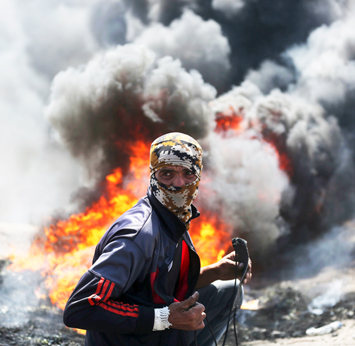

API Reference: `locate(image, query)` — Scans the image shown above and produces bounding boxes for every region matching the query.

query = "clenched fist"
[168,292,206,330]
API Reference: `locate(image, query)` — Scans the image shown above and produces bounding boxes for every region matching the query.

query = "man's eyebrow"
[158,168,194,173]
[159,168,175,172]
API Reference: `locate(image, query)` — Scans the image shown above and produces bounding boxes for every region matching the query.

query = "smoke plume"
[2,0,355,284]
[45,44,216,184]
[133,10,231,90]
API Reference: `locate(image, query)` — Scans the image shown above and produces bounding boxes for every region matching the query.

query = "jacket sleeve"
[63,238,155,334]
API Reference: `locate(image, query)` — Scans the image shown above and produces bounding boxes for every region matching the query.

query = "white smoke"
[143,56,216,123]
[18,0,98,79]
[308,280,344,315]
[221,4,355,265]
[45,44,216,183]
[212,0,245,17]
[304,223,355,275]
[288,6,355,106]
[0,0,97,224]
[133,10,231,90]
[244,4,355,109]
[204,131,289,252]
[202,78,352,262]
[245,60,294,95]
[1,0,355,277]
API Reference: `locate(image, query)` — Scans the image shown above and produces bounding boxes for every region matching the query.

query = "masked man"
[63,132,252,346]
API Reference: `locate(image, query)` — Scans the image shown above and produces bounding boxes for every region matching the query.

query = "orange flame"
[263,140,293,177]
[215,109,293,177]
[215,107,244,133]
[241,299,260,310]
[189,214,231,268]
[9,140,232,311]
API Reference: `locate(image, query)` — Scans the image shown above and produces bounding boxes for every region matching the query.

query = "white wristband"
[153,306,172,331]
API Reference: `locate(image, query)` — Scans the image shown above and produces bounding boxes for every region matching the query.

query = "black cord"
[233,309,239,346]
[221,266,238,346]
[193,313,218,346]
[193,279,242,346]
[206,314,218,346]
[194,238,248,346]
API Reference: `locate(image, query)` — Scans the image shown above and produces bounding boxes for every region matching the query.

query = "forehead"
[157,165,192,172]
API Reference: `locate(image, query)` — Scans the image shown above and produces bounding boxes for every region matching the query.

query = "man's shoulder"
[108,195,153,235]
[93,195,162,260]
[100,195,164,244]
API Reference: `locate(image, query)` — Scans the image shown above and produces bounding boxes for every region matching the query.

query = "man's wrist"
[153,306,172,331]
[201,264,219,280]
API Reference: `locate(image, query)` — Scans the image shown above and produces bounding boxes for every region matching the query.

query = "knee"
[235,283,244,310]
[216,279,244,308]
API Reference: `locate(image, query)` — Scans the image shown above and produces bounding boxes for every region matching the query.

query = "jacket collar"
[147,187,200,243]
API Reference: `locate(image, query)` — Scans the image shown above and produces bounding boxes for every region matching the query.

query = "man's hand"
[215,251,252,284]
[195,252,252,289]
[168,292,206,330]
[238,257,252,284]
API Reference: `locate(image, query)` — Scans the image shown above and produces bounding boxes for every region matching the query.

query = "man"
[63,132,252,346]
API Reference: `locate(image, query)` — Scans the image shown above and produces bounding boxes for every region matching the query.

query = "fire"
[9,111,292,314]
[215,107,244,133]
[10,166,139,310]
[241,299,260,310]
[263,139,293,177]
[189,215,231,268]
[215,109,293,177]
[9,140,232,312]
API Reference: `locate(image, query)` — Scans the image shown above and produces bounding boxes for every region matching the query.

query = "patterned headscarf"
[150,132,203,226]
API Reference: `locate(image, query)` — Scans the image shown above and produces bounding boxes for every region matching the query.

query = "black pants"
[185,280,243,346]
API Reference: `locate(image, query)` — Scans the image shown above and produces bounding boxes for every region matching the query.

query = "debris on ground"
[306,320,343,335]
[0,305,84,346]
[220,284,355,345]
[1,261,354,346]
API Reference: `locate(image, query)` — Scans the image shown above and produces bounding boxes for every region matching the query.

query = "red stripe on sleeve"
[99,280,110,299]
[106,300,139,312]
[88,277,105,306]
[103,281,115,302]
[98,303,139,318]
[88,276,139,317]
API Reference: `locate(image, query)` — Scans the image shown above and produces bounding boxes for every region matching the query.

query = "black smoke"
[43,0,355,278]
[90,0,343,91]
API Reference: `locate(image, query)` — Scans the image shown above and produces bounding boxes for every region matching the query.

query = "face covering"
[149,132,203,226]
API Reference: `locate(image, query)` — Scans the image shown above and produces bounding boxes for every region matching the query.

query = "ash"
[220,284,355,345]
[0,308,84,346]
[0,259,83,346]
[1,261,354,346]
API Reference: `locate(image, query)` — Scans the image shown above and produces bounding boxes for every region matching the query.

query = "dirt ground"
[1,223,354,346]
[214,261,355,346]
[242,319,355,346]
[0,268,354,346]
[233,264,355,346]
